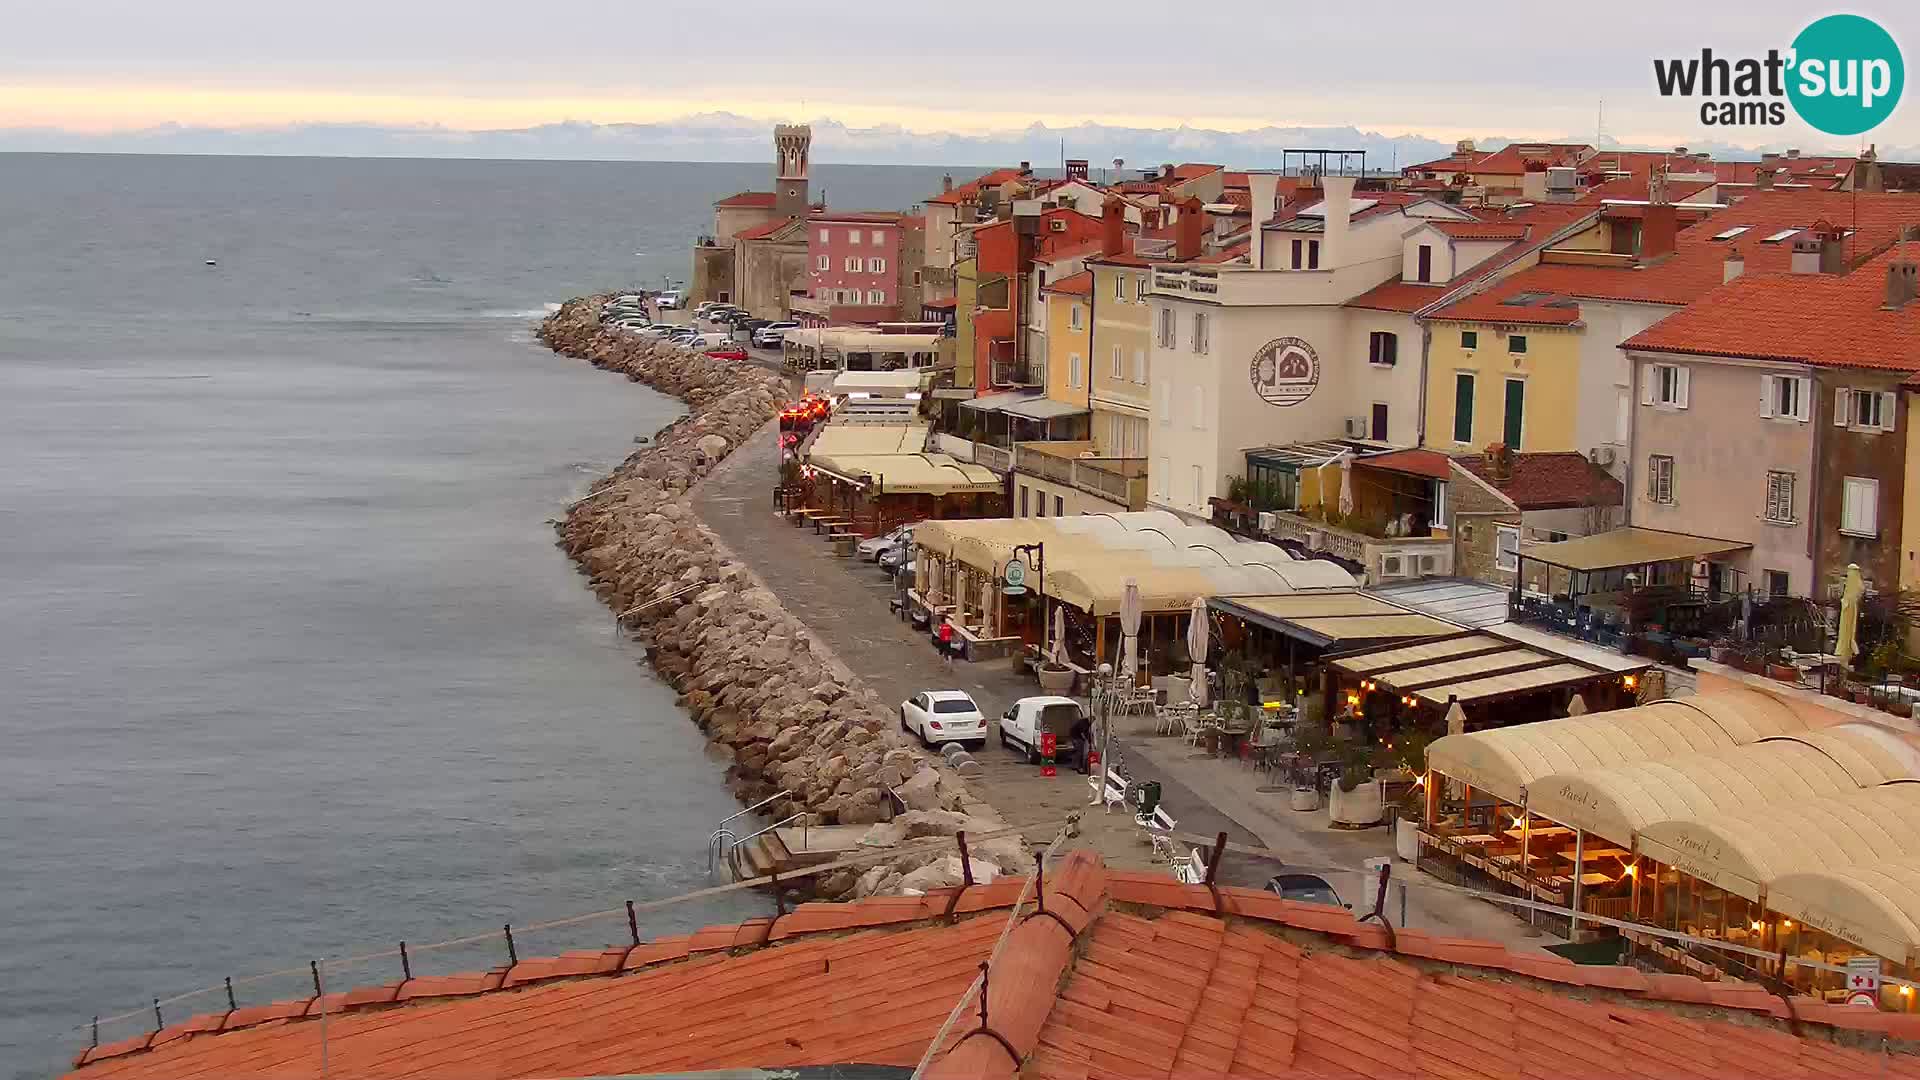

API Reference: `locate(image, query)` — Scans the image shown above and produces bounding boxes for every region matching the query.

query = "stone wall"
[537,298,1024,898]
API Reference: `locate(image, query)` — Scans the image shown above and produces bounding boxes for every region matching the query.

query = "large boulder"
[897,767,943,811]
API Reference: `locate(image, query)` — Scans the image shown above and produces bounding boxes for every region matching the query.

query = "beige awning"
[1636,781,1920,903]
[1423,688,1806,806]
[1518,527,1752,572]
[809,453,1000,495]
[1770,860,1920,965]
[1210,593,1461,647]
[1524,723,1920,849]
[807,423,929,457]
[1331,630,1639,709]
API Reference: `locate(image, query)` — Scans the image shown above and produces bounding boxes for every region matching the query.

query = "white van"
[997,696,1088,764]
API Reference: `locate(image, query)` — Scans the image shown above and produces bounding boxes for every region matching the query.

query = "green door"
[1503,379,1525,449]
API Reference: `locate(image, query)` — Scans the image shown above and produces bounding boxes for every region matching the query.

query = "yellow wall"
[1088,261,1153,457]
[1044,290,1090,407]
[1905,388,1920,594]
[1423,322,1582,453]
[954,256,979,390]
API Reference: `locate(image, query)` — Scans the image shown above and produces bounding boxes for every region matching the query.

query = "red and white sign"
[1846,955,1881,1007]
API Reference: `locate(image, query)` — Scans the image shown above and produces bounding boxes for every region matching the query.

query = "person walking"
[938,617,955,667]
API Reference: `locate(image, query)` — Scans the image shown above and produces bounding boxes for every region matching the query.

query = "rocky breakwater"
[537,299,1027,898]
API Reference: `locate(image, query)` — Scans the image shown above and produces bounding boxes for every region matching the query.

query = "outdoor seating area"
[782,421,1004,540]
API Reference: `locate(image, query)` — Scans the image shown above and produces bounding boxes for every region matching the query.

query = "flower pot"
[1767,663,1799,684]
[1853,689,1872,704]
[1289,788,1321,812]
[1709,646,1732,664]
[1036,664,1075,695]
[1892,701,1913,718]
[1328,780,1385,827]
[1395,817,1420,862]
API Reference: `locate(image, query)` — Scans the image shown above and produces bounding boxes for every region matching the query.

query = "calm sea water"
[0,153,949,1076]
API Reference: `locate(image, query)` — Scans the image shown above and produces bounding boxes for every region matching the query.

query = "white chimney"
[1248,172,1281,270]
[1320,175,1356,271]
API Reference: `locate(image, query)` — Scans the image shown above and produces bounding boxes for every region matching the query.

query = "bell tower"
[774,124,811,218]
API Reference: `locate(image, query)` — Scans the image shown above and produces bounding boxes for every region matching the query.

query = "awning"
[1518,527,1752,572]
[1422,687,1804,805]
[831,370,924,397]
[807,423,929,457]
[1356,449,1452,480]
[808,453,1001,495]
[1002,397,1090,421]
[959,391,1040,414]
[1330,630,1644,708]
[1771,860,1920,964]
[1523,722,1920,849]
[1211,592,1461,649]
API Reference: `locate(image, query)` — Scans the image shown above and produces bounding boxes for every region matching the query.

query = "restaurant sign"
[1249,337,1321,408]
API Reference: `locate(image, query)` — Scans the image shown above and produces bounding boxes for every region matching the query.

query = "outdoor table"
[1452,833,1497,846]
[1558,846,1630,863]
[1576,872,1614,887]
[1504,824,1572,842]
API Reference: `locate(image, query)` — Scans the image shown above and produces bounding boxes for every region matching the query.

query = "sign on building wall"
[1249,337,1321,408]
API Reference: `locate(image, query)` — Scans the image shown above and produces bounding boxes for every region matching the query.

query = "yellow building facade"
[1422,321,1583,454]
[1042,273,1092,410]
[1086,258,1153,459]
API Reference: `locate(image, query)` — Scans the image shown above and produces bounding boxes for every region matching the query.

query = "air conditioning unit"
[1344,416,1370,439]
[1588,445,1617,466]
[1419,554,1439,575]
[1257,511,1277,532]
[1049,219,1068,233]
[1380,553,1406,579]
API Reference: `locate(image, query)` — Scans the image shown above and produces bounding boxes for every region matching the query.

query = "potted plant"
[1036,660,1075,694]
[1707,637,1736,665]
[1327,738,1386,828]
[1765,649,1800,684]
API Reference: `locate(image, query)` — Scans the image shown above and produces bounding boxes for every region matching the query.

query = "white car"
[655,290,685,310]
[998,696,1087,764]
[900,690,987,748]
[858,522,919,562]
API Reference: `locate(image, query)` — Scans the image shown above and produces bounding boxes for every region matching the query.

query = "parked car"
[997,696,1088,764]
[655,290,685,310]
[753,321,799,348]
[733,318,773,342]
[693,301,722,318]
[899,690,987,748]
[703,347,749,361]
[879,538,914,575]
[1264,873,1349,909]
[857,522,918,562]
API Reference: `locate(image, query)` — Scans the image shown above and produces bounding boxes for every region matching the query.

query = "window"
[1761,374,1811,420]
[1156,379,1171,426]
[1842,476,1879,536]
[816,255,828,271]
[1508,334,1528,355]
[1070,304,1084,331]
[1765,569,1790,597]
[1019,486,1030,516]
[1644,363,1689,408]
[1190,385,1206,430]
[1461,330,1478,350]
[1291,239,1303,269]
[867,289,885,304]
[1111,344,1123,378]
[818,228,829,242]
[1417,244,1433,283]
[869,257,886,273]
[845,256,860,272]
[1503,378,1525,449]
[1192,312,1210,355]
[1136,276,1147,303]
[848,230,861,244]
[1647,454,1675,504]
[870,230,884,245]
[1308,240,1321,269]
[912,270,921,285]
[1838,388,1897,431]
[1131,348,1146,383]
[1495,525,1521,572]
[1371,402,1389,441]
[1115,274,1127,301]
[1452,372,1475,443]
[1054,495,1064,516]
[1069,353,1083,389]
[1368,331,1398,366]
[1036,493,1048,517]
[1430,480,1448,528]
[1157,307,1175,348]
[1764,470,1796,524]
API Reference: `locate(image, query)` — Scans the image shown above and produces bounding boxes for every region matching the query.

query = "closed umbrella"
[1338,455,1355,518]
[1049,605,1067,665]
[1836,562,1865,669]
[1186,596,1210,708]
[1119,578,1141,684]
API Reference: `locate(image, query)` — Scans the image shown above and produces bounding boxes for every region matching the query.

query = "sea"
[0,152,950,1077]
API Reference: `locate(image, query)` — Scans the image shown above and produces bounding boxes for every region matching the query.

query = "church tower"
[774,124,811,218]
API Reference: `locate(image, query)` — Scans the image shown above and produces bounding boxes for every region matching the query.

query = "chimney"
[942,173,954,194]
[1639,166,1676,261]
[1247,172,1281,270]
[1883,258,1918,310]
[1791,233,1823,273]
[1018,161,1031,174]
[1101,196,1127,257]
[1320,174,1356,271]
[1521,166,1548,201]
[1161,163,1175,181]
[1858,145,1885,193]
[1723,248,1745,283]
[1756,169,1775,191]
[1142,207,1161,232]
[1788,147,1802,160]
[1819,224,1847,274]
[1762,152,1781,165]
[1175,196,1204,261]
[1485,442,1514,481]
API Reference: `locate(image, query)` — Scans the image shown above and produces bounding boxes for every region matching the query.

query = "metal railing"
[724,812,807,880]
[705,790,792,877]
[972,443,1013,474]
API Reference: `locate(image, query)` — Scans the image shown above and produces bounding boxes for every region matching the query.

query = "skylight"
[1760,228,1802,243]
[1711,226,1751,241]
[1499,291,1548,306]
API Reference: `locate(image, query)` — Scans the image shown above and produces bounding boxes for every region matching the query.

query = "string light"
[1751,921,1763,931]
[1623,674,1637,689]
[1902,985,1913,997]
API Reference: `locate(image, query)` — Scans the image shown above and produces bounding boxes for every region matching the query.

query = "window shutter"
[1647,457,1659,500]
[1759,376,1774,419]
[1880,391,1897,431]
[1674,367,1690,408]
[1796,377,1813,420]
[1836,387,1850,426]
[1641,368,1655,406]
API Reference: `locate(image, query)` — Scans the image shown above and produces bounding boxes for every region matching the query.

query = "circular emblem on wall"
[1249,337,1321,408]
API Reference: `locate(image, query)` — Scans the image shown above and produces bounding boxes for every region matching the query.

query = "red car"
[703,347,749,361]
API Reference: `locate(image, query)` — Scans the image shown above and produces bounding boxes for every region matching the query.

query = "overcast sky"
[2,0,1914,156]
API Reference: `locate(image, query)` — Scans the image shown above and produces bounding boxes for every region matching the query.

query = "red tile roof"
[715,190,777,208]
[1432,220,1532,241]
[1171,163,1224,181]
[1577,175,1716,205]
[1346,280,1454,314]
[1194,240,1251,265]
[1427,284,1586,325]
[1357,448,1454,480]
[734,218,804,242]
[68,852,1920,1080]
[1221,171,1249,189]
[1043,269,1093,296]
[811,211,913,225]
[926,168,1028,206]
[1347,210,1600,315]
[1455,451,1627,509]
[1624,247,1920,371]
[1462,142,1593,177]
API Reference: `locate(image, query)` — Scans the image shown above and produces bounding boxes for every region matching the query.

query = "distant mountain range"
[0,112,1896,167]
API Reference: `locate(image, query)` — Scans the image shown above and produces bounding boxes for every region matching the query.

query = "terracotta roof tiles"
[1455,450,1626,510]
[714,190,777,208]
[65,854,1920,1080]
[926,168,1028,205]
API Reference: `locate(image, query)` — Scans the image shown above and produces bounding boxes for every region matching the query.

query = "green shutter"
[1504,379,1525,448]
[1453,374,1475,444]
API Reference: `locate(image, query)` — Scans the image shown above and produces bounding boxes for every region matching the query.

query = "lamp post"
[1011,541,1045,644]
[1091,661,1114,805]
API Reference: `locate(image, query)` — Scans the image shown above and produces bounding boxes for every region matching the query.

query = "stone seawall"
[538,299,1024,897]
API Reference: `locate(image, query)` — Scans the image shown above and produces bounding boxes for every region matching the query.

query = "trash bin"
[1135,781,1162,820]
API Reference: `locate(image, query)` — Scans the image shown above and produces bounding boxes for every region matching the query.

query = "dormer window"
[1417,244,1432,283]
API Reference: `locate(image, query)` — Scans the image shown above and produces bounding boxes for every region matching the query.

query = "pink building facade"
[807,214,905,310]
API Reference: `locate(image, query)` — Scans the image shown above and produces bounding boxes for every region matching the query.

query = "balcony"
[1014,442,1149,511]
[1259,511,1452,585]
[972,443,1013,474]
[990,356,1039,388]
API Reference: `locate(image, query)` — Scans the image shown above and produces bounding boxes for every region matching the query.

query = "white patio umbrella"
[1338,455,1355,518]
[1186,595,1210,707]
[1049,605,1068,665]
[1119,577,1141,684]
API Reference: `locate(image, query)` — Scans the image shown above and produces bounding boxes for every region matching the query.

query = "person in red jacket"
[938,617,955,667]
